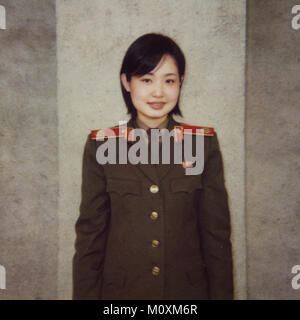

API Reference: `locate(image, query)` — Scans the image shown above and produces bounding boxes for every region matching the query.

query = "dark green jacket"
[73,116,233,300]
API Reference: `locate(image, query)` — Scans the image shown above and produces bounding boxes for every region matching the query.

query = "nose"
[152,81,164,97]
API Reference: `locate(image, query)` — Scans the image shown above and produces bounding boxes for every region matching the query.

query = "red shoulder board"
[91,126,135,141]
[174,123,214,141]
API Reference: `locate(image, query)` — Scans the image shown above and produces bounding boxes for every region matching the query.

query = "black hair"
[120,33,185,118]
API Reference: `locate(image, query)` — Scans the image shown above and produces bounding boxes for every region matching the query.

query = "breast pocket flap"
[171,177,202,193]
[106,178,141,196]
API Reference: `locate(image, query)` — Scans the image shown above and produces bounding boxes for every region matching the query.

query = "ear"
[180,75,184,85]
[120,73,131,92]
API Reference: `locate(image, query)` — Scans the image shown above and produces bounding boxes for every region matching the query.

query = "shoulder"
[173,122,215,142]
[90,124,134,141]
[175,122,223,159]
[178,123,214,136]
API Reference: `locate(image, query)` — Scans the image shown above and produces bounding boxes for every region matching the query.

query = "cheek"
[131,87,148,102]
[167,87,180,100]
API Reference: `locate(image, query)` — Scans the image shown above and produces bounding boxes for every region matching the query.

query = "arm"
[198,132,233,300]
[72,134,110,300]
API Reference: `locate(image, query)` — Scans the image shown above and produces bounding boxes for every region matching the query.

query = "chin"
[147,107,173,117]
[147,111,169,119]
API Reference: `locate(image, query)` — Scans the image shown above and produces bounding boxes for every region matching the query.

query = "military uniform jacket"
[73,116,233,300]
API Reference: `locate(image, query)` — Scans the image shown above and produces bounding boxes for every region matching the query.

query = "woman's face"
[121,54,184,125]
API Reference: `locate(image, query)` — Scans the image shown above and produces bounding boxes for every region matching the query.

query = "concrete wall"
[0,0,58,299]
[246,0,300,299]
[56,0,246,299]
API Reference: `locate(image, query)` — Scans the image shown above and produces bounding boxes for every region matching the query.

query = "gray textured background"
[246,0,300,299]
[0,0,299,300]
[0,0,58,299]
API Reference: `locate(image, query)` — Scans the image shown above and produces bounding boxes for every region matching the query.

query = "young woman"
[73,33,233,300]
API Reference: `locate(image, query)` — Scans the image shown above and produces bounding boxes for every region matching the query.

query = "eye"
[141,78,151,83]
[166,79,175,84]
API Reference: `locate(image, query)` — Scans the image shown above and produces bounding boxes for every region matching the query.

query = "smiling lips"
[147,102,166,110]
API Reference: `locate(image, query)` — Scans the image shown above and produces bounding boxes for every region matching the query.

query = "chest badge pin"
[182,161,194,168]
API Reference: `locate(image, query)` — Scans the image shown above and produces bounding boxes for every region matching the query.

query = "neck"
[136,114,168,128]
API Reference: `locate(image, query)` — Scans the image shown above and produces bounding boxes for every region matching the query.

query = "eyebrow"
[146,72,177,76]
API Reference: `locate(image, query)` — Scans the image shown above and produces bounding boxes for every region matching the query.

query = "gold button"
[150,211,159,220]
[152,266,160,276]
[150,185,159,193]
[152,240,160,247]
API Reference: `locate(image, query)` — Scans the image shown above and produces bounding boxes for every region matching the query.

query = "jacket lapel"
[126,118,159,185]
[154,116,182,181]
[126,117,182,184]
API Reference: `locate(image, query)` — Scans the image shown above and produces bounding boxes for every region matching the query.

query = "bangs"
[131,52,165,76]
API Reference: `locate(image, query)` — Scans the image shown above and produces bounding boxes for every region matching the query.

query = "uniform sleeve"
[198,132,234,300]
[72,134,110,300]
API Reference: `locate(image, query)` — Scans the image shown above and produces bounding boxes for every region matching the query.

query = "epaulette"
[174,123,214,141]
[91,126,135,141]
